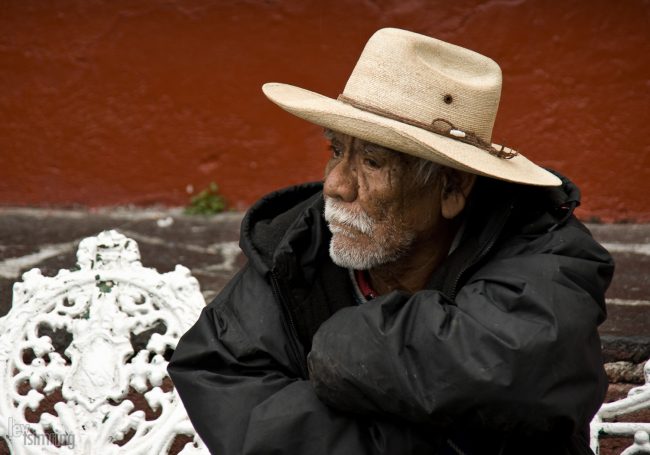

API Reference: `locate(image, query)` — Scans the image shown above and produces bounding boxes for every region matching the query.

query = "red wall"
[1,0,648,221]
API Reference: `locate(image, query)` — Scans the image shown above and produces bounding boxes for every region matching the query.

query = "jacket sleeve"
[308,221,614,434]
[168,265,439,455]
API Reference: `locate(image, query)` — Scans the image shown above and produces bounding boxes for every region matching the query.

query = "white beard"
[324,197,413,270]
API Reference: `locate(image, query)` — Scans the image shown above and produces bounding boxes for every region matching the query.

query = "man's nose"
[324,156,358,203]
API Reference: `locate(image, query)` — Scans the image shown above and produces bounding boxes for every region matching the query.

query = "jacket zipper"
[270,271,309,379]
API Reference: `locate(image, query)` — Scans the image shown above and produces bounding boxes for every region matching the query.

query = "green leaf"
[184,182,226,215]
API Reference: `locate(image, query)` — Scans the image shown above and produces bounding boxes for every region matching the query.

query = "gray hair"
[409,155,468,197]
[412,156,442,187]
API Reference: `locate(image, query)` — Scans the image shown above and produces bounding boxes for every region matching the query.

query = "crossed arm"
[309,224,613,433]
[168,267,438,454]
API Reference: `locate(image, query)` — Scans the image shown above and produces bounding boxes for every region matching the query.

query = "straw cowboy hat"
[263,27,561,187]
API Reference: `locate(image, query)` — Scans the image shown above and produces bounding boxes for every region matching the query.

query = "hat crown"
[343,28,502,143]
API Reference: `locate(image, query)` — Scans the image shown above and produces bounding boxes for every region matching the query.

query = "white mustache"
[324,197,374,236]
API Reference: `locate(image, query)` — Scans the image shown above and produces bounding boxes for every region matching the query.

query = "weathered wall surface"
[1,0,648,221]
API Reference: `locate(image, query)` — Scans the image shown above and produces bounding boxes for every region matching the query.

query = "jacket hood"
[239,182,355,353]
[239,182,328,277]
[505,169,582,234]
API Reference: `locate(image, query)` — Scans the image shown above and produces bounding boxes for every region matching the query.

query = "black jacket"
[169,175,614,455]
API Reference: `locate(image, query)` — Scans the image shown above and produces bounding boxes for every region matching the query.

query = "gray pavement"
[1,208,648,383]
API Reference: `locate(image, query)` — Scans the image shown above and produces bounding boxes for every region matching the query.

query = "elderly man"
[169,28,613,454]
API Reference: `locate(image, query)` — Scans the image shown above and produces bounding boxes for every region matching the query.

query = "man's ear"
[440,171,476,219]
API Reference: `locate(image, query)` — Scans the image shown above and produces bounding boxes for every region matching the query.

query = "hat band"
[337,94,517,160]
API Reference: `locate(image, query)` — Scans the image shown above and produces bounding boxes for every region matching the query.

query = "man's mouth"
[324,197,374,236]
[328,221,362,237]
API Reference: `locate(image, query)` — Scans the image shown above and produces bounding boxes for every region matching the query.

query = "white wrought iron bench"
[591,358,650,454]
[0,230,209,454]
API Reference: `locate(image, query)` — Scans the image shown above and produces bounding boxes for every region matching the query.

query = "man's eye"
[329,144,343,158]
[363,158,381,169]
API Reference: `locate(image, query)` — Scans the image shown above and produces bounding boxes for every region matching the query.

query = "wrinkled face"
[323,130,443,270]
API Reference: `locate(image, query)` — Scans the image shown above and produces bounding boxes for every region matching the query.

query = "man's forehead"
[323,128,395,154]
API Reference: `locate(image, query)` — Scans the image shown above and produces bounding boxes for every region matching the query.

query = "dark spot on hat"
[443,94,453,104]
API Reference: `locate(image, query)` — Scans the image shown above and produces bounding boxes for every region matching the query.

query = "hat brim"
[263,82,561,187]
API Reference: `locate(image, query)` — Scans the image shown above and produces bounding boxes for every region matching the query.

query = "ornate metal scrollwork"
[591,359,650,454]
[0,230,209,454]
